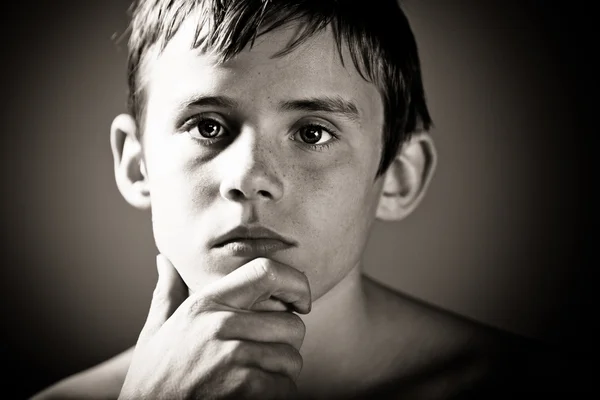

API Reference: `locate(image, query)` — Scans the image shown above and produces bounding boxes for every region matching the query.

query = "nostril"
[228,188,245,201]
[226,188,272,201]
[257,190,271,199]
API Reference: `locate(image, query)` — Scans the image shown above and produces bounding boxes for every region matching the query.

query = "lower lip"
[215,239,293,256]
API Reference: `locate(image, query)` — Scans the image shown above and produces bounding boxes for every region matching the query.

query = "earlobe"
[376,133,437,221]
[110,113,151,210]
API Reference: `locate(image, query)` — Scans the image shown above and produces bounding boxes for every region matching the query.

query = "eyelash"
[181,116,228,146]
[291,123,339,152]
[180,115,340,151]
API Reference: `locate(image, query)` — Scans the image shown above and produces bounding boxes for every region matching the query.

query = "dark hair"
[125,0,432,175]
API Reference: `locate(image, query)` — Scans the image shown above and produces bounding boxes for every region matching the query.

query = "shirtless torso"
[31,273,581,400]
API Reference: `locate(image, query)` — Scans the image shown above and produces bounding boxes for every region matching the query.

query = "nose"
[219,131,283,203]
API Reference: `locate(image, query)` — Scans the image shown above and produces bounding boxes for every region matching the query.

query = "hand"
[118,255,311,400]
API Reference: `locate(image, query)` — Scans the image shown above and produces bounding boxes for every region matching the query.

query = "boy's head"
[111,0,437,301]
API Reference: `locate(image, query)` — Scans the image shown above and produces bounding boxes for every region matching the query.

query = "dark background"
[1,1,594,398]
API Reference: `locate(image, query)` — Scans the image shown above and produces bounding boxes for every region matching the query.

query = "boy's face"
[139,18,386,301]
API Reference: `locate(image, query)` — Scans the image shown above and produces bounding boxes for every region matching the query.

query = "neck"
[297,262,371,393]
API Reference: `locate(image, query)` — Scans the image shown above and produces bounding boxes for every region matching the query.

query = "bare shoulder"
[356,275,590,399]
[30,347,134,400]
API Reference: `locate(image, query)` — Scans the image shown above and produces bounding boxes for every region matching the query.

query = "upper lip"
[210,225,296,248]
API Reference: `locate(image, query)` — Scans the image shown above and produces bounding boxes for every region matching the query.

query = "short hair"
[124,0,433,176]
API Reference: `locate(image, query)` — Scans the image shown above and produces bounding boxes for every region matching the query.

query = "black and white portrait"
[1,1,593,398]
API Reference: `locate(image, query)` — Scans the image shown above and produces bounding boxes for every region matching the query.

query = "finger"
[213,310,306,350]
[250,297,292,312]
[203,258,311,314]
[229,341,304,382]
[231,367,298,400]
[138,254,188,341]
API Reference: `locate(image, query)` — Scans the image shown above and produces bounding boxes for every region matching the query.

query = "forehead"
[139,14,383,125]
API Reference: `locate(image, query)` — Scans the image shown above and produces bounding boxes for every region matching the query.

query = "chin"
[174,251,298,289]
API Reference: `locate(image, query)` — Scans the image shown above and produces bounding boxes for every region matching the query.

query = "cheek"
[299,139,380,228]
[308,177,375,251]
[144,135,214,262]
[147,169,221,290]
[292,157,380,285]
[285,133,381,245]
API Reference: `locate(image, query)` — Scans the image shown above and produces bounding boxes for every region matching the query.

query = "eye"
[181,115,232,146]
[188,117,226,139]
[296,124,335,145]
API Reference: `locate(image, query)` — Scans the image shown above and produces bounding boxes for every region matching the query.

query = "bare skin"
[29,15,580,400]
[31,256,554,400]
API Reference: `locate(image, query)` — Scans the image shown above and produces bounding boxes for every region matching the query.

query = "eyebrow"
[179,95,239,111]
[279,96,360,122]
[177,95,361,122]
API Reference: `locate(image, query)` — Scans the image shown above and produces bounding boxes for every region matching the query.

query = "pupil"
[199,121,218,138]
[301,127,321,144]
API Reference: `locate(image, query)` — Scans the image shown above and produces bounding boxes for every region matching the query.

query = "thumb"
[138,254,188,342]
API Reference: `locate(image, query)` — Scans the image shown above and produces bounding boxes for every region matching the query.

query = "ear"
[376,133,437,221]
[110,113,151,210]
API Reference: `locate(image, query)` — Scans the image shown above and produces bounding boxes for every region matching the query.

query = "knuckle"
[289,313,306,336]
[243,368,277,397]
[216,340,243,369]
[209,311,236,338]
[226,339,249,362]
[246,370,268,394]
[231,367,259,393]
[185,296,210,317]
[284,314,306,348]
[285,345,303,376]
[238,366,255,382]
[231,366,293,398]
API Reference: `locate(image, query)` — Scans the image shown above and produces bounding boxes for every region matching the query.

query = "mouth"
[211,226,296,256]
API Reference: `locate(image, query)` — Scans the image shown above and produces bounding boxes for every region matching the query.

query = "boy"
[31,0,581,398]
